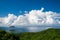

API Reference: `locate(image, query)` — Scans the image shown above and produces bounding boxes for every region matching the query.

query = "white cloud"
[26,26,52,32]
[0,14,17,26]
[0,8,60,26]
[0,7,60,32]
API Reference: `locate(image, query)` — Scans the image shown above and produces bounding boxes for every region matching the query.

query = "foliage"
[0,28,60,40]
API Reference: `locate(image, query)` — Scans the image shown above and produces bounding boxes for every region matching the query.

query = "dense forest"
[0,28,60,40]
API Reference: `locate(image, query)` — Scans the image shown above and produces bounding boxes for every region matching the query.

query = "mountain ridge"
[0,28,60,40]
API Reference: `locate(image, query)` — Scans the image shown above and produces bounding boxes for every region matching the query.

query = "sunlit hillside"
[0,28,60,40]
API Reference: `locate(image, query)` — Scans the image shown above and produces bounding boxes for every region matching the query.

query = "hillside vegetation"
[0,28,60,40]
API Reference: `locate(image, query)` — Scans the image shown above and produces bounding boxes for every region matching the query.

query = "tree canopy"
[0,28,60,40]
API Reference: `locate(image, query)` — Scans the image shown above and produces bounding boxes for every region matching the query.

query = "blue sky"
[0,0,60,32]
[0,0,60,17]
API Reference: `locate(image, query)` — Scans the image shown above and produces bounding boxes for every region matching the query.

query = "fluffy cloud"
[0,8,60,32]
[0,8,60,27]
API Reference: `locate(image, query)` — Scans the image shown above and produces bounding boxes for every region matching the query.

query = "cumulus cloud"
[0,7,60,32]
[0,8,60,26]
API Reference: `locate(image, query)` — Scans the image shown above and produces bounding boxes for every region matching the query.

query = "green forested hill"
[0,28,60,40]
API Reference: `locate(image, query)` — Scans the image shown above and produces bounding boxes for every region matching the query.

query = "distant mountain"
[0,28,60,40]
[9,26,15,28]
[0,26,29,33]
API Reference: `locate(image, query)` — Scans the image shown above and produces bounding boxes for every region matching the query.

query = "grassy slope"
[0,28,60,40]
[20,28,60,40]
